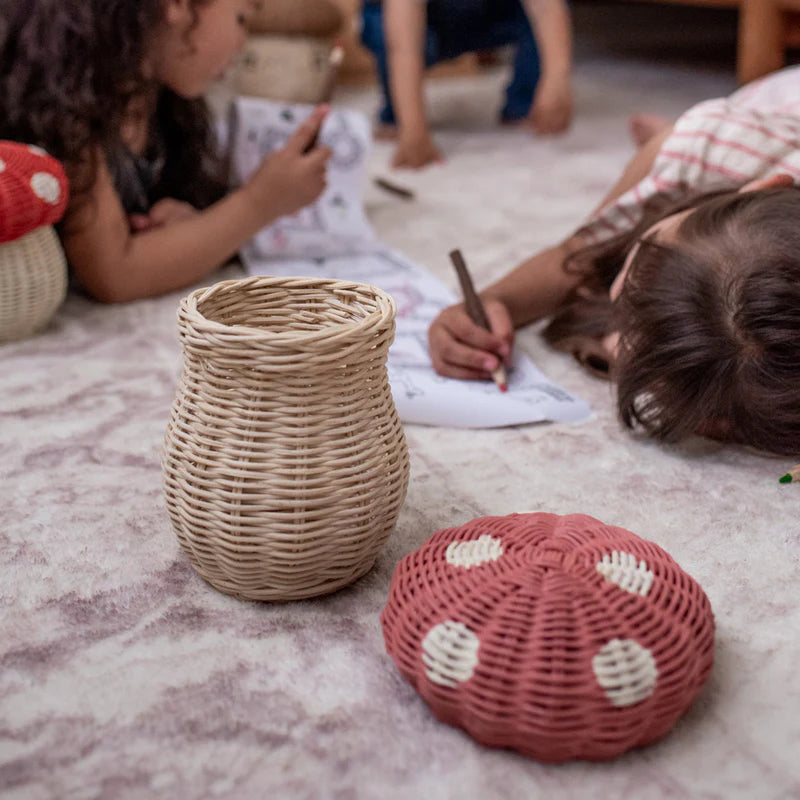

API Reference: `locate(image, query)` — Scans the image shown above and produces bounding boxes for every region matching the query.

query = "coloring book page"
[229,97,377,258]
[240,245,593,428]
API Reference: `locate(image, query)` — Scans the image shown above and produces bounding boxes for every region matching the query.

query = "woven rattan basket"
[235,36,335,104]
[0,226,67,342]
[163,276,410,602]
[381,512,715,763]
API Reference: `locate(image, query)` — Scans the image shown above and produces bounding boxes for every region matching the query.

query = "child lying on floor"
[0,0,332,303]
[428,66,800,455]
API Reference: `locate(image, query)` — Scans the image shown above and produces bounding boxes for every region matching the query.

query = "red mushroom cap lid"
[381,512,716,762]
[0,141,69,244]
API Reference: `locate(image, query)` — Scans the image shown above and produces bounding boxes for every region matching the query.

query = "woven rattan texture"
[236,36,335,104]
[163,276,410,602]
[381,512,715,763]
[0,226,67,342]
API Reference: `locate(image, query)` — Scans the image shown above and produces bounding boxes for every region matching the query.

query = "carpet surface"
[2,37,799,800]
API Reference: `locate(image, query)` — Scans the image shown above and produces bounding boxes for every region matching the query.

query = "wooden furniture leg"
[738,0,786,84]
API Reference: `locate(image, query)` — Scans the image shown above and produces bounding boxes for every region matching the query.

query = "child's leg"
[427,0,540,122]
[501,4,540,123]
[360,2,441,126]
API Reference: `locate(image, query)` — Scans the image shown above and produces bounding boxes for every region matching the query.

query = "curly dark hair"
[0,0,227,208]
[544,187,800,456]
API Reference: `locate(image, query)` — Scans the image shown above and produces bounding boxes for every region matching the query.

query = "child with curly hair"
[428,67,800,455]
[0,0,332,302]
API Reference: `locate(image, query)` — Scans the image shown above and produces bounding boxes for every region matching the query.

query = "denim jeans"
[361,0,541,125]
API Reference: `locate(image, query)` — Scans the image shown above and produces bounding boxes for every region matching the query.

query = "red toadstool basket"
[381,512,715,763]
[0,141,69,341]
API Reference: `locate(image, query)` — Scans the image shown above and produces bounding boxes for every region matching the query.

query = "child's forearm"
[591,125,673,214]
[480,238,584,328]
[521,0,572,84]
[384,0,428,134]
[116,189,275,300]
[66,186,277,303]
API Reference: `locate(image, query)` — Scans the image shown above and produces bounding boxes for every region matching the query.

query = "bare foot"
[374,123,398,141]
[628,113,672,147]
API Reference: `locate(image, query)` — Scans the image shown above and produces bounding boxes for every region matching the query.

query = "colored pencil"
[448,249,508,392]
[373,176,415,201]
[302,43,344,154]
[778,464,800,483]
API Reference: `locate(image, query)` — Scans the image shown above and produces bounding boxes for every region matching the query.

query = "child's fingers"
[428,330,501,379]
[429,315,505,376]
[287,105,330,154]
[484,301,514,361]
[441,339,503,374]
[129,213,153,232]
[445,307,507,356]
[148,198,197,225]
[306,145,333,169]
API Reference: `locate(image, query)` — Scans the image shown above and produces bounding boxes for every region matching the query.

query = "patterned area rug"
[3,37,799,800]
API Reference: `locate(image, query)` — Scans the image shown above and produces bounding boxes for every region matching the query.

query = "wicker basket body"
[235,36,335,104]
[381,512,715,763]
[163,276,410,601]
[0,225,67,342]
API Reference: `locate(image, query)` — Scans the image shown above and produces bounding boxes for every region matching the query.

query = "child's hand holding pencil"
[427,250,514,387]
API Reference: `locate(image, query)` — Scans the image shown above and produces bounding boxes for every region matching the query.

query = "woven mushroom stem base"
[163,276,410,602]
[0,226,67,342]
[381,512,716,763]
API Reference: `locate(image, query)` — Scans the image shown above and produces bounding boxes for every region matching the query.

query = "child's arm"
[383,0,443,169]
[62,109,331,304]
[428,123,674,379]
[520,0,573,134]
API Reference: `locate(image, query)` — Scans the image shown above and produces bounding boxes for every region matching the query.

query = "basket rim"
[181,275,397,344]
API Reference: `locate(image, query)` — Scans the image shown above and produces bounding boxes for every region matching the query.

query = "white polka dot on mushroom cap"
[27,145,48,157]
[421,620,480,688]
[596,551,654,596]
[30,172,61,205]
[0,158,5,173]
[446,535,504,569]
[592,638,658,707]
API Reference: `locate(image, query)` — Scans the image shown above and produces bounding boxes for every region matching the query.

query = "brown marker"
[448,249,508,392]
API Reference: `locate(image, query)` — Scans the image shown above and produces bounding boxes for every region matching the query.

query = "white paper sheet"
[229,97,377,257]
[232,97,592,428]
